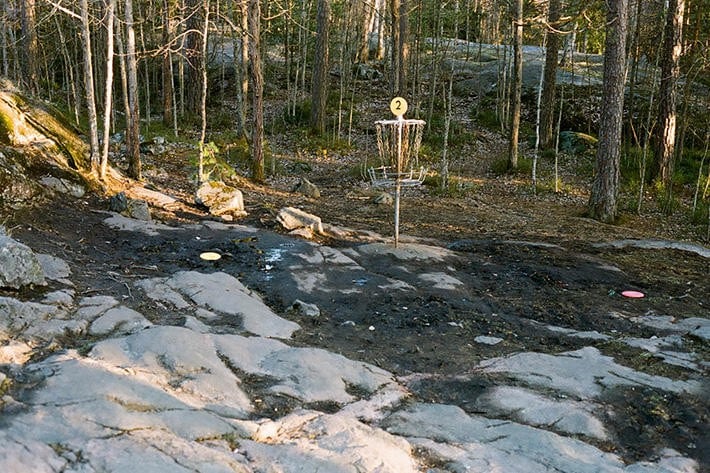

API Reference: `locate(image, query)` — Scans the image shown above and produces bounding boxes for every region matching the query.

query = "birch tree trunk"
[100,0,116,180]
[125,0,142,180]
[235,0,249,137]
[162,0,174,128]
[80,0,100,169]
[588,0,629,223]
[507,0,523,170]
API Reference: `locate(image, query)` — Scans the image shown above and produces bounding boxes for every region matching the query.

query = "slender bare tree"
[80,0,100,169]
[100,0,116,180]
[508,0,523,170]
[125,0,142,180]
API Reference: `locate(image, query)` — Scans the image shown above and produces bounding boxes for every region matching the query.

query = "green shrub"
[690,200,709,225]
[472,109,501,131]
[424,174,478,197]
[491,156,533,175]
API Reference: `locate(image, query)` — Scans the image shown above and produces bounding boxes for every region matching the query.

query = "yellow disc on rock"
[199,251,222,261]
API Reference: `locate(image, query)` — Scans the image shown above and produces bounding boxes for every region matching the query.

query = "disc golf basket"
[368,106,426,247]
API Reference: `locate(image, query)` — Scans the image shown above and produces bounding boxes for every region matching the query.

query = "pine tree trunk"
[248,0,264,182]
[654,0,685,185]
[185,0,204,116]
[358,0,374,62]
[588,0,629,223]
[20,0,39,94]
[539,0,561,150]
[310,0,330,135]
[1,1,8,77]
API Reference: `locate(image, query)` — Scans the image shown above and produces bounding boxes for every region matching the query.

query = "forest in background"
[0,0,709,231]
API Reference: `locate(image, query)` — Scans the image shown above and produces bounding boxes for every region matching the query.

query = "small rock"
[373,192,393,205]
[108,192,128,213]
[292,178,320,198]
[474,335,503,345]
[289,227,315,239]
[126,199,151,221]
[36,254,72,282]
[289,300,321,317]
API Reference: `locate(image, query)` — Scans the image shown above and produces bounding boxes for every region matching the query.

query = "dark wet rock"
[108,192,128,213]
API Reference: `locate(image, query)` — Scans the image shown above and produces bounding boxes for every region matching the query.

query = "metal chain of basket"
[370,117,426,187]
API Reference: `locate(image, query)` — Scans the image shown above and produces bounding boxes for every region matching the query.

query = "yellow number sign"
[390,97,408,117]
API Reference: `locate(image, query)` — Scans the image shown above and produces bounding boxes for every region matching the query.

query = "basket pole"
[394,115,403,247]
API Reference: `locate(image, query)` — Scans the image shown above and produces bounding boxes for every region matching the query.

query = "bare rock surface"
[0,210,706,473]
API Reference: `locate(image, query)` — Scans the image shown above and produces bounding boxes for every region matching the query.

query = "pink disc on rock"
[621,290,645,298]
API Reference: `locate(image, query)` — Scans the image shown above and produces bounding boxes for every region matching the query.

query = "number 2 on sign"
[390,97,408,117]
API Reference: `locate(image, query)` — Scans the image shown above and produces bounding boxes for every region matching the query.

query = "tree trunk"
[20,0,39,94]
[1,1,8,77]
[654,0,685,185]
[507,0,523,170]
[125,0,141,180]
[235,0,249,137]
[100,0,116,180]
[310,0,330,135]
[80,0,100,169]
[185,0,204,116]
[248,0,264,182]
[198,0,210,183]
[389,0,408,97]
[162,0,174,128]
[539,0,561,150]
[588,0,629,223]
[397,0,408,96]
[376,0,385,61]
[358,0,374,62]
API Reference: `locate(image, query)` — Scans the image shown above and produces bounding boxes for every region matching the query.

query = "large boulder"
[195,181,247,220]
[0,81,95,212]
[292,178,320,198]
[0,234,47,289]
